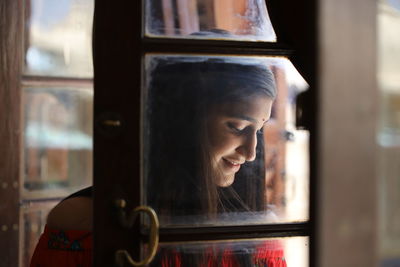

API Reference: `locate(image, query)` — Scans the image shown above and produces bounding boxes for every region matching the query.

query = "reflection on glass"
[24,0,94,77]
[23,87,93,199]
[144,55,309,226]
[145,0,276,41]
[148,237,308,267]
[378,0,400,264]
[21,201,59,267]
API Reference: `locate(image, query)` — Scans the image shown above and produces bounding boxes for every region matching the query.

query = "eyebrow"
[228,113,270,125]
[231,114,257,123]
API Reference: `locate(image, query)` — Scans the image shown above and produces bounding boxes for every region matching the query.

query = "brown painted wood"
[21,76,93,88]
[93,0,143,265]
[267,2,318,266]
[267,0,318,85]
[0,0,23,266]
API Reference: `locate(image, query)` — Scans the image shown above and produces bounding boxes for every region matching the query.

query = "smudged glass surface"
[147,237,309,267]
[143,55,309,226]
[377,0,400,264]
[145,0,276,41]
[22,87,93,199]
[24,0,94,77]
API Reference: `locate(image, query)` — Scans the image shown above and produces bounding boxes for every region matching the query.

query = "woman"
[146,58,285,266]
[30,57,285,267]
[145,58,276,223]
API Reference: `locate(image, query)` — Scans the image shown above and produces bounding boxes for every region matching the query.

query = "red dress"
[158,240,287,267]
[30,226,92,267]
[30,187,286,266]
[30,228,286,267]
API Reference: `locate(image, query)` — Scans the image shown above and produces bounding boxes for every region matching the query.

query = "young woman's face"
[206,95,273,187]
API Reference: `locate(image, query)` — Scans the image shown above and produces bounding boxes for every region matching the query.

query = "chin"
[215,174,235,187]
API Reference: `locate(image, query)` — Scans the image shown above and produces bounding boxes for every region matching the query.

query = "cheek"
[209,134,237,158]
[207,116,237,158]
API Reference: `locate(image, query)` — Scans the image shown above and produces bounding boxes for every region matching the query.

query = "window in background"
[21,0,94,264]
[24,0,93,77]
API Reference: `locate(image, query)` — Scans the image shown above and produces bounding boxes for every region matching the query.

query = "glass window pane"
[143,55,309,226]
[23,87,93,199]
[378,0,400,264]
[145,0,276,41]
[148,236,309,267]
[24,0,94,77]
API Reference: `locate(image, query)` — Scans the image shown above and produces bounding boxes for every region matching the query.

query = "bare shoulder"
[46,197,93,231]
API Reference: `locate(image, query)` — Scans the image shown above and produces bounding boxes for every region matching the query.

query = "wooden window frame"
[1,0,94,265]
[0,0,23,265]
[93,0,316,266]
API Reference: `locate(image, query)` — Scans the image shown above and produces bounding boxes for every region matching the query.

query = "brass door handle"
[114,202,159,267]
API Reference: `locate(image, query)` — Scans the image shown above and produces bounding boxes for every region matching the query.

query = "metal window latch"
[114,199,159,267]
[102,119,121,127]
[95,112,124,138]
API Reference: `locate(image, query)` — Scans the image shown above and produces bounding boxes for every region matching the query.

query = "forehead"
[210,95,273,121]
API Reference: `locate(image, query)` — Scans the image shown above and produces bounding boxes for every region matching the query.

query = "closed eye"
[227,122,264,137]
[227,122,243,133]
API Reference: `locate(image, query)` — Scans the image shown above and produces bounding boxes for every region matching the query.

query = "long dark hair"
[145,57,276,223]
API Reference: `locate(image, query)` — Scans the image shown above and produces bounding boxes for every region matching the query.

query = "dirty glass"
[147,236,309,267]
[145,0,276,41]
[22,87,93,199]
[24,0,94,77]
[143,55,309,226]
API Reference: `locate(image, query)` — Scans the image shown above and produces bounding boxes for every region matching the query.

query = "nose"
[236,132,257,162]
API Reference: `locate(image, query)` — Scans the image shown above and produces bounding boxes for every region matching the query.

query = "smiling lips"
[223,158,244,172]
